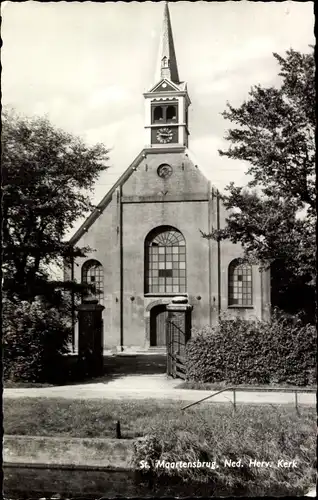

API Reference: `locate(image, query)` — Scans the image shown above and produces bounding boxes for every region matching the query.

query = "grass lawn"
[3,397,315,439]
[4,398,316,496]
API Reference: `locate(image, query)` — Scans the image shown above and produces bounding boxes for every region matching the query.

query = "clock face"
[156,127,173,144]
[157,164,173,179]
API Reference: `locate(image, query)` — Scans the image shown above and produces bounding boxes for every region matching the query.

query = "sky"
[2,1,315,227]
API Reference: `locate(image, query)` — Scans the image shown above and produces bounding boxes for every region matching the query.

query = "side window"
[82,260,104,303]
[228,260,252,306]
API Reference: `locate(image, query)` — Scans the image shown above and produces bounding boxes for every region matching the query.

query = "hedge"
[185,313,316,386]
[3,296,71,383]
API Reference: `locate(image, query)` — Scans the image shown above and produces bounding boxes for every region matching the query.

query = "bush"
[3,296,71,383]
[132,405,316,496]
[185,312,316,386]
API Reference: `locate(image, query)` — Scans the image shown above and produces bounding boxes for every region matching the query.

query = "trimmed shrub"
[3,296,71,383]
[185,312,316,386]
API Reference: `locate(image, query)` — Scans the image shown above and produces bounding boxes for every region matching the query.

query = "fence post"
[295,390,299,413]
[77,297,105,377]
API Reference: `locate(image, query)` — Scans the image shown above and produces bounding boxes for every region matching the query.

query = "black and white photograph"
[2,0,316,498]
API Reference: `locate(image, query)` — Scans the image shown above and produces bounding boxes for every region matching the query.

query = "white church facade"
[67,2,271,352]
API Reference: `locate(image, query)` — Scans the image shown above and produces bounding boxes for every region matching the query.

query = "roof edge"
[68,149,146,245]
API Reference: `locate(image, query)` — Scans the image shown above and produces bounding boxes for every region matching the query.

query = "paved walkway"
[3,374,315,405]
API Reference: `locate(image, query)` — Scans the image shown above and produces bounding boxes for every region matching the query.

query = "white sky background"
[2,1,315,238]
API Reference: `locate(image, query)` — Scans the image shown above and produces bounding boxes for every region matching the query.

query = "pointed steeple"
[155,1,180,84]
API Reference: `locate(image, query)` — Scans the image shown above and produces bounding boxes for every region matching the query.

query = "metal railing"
[181,386,314,412]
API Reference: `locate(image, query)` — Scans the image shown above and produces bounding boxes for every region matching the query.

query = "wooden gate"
[166,304,192,379]
[150,305,168,346]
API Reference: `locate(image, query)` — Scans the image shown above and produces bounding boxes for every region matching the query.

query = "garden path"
[3,374,315,406]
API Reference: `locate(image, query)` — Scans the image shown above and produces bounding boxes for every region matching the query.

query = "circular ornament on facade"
[156,127,173,144]
[157,164,173,179]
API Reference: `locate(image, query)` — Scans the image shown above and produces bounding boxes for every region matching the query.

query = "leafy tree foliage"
[203,49,315,318]
[2,108,110,302]
[3,296,72,382]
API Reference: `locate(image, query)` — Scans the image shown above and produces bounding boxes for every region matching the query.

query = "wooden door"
[150,305,168,346]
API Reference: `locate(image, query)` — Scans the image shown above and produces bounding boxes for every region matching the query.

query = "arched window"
[82,259,104,303]
[228,260,252,306]
[167,105,177,121]
[153,106,163,122]
[145,226,186,294]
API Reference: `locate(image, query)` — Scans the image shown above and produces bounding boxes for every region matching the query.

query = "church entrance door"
[150,305,168,347]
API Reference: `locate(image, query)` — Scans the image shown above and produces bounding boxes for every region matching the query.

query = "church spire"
[155,1,180,84]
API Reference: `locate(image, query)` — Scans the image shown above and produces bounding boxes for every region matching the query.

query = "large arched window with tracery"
[145,226,186,294]
[228,259,252,306]
[81,259,104,303]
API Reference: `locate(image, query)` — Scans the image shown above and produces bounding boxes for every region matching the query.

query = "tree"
[203,49,315,319]
[2,108,110,303]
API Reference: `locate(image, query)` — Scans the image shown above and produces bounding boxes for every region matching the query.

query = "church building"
[68,2,270,353]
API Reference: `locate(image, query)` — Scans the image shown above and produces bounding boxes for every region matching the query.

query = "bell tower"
[144,1,191,149]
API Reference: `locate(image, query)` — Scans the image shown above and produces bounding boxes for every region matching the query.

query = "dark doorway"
[150,305,168,346]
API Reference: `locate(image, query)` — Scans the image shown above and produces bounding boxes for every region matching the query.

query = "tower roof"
[155,1,180,84]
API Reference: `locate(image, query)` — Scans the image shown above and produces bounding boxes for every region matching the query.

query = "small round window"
[157,164,173,179]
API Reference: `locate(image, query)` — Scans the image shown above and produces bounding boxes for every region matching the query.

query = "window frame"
[228,259,253,308]
[144,226,186,296]
[81,259,104,303]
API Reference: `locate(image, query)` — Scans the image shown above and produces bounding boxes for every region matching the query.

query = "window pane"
[146,228,187,293]
[228,261,252,306]
[82,260,104,303]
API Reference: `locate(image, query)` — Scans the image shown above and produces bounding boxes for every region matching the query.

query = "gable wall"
[122,151,209,199]
[70,148,270,352]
